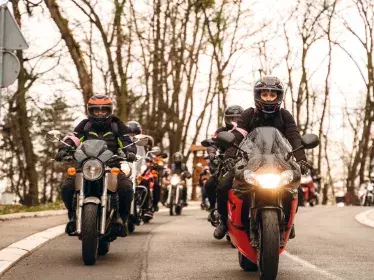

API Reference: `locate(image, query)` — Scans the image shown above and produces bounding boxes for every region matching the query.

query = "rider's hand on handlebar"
[55,148,71,162]
[297,160,311,175]
[126,152,136,162]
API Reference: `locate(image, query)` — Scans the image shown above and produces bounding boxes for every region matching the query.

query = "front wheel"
[257,209,280,280]
[239,251,258,271]
[169,190,175,216]
[81,203,99,265]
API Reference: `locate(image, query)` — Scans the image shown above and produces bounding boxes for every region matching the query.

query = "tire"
[257,209,280,280]
[128,220,135,233]
[175,205,182,215]
[239,251,258,271]
[81,203,99,265]
[98,240,110,256]
[169,190,175,216]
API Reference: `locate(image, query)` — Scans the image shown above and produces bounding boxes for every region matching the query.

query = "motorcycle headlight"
[170,175,181,186]
[256,174,280,189]
[82,159,104,181]
[301,175,312,184]
[368,185,374,191]
[243,170,257,185]
[120,162,132,177]
[280,170,294,185]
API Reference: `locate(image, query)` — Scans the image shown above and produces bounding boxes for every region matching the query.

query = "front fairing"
[74,140,113,164]
[233,127,301,197]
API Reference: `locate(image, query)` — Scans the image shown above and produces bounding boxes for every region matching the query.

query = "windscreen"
[235,127,300,180]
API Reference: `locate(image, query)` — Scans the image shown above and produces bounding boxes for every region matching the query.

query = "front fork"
[75,171,109,236]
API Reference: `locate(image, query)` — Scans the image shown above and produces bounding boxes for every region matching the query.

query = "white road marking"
[283,251,345,280]
[355,209,374,228]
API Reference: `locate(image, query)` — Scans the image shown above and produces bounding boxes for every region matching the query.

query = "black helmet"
[224,105,244,129]
[87,95,114,126]
[172,152,183,163]
[254,76,284,114]
[126,121,142,135]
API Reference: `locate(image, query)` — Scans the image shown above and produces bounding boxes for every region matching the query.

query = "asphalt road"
[2,206,374,280]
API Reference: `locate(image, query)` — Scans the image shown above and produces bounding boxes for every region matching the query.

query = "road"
[2,206,374,280]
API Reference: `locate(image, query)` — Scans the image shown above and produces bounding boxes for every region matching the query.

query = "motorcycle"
[298,174,318,207]
[358,182,374,206]
[127,145,160,232]
[204,128,319,279]
[46,130,149,265]
[166,173,186,216]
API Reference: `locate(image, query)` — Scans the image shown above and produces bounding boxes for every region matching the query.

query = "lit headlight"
[368,185,374,191]
[256,174,280,189]
[280,170,294,185]
[171,175,181,186]
[243,170,256,185]
[82,159,103,181]
[301,175,312,184]
[120,162,132,177]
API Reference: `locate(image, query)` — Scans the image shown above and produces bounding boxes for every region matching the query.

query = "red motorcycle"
[298,174,318,206]
[212,128,319,280]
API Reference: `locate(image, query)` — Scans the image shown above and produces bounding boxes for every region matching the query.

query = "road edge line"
[355,209,374,228]
[283,251,344,280]
[0,224,65,277]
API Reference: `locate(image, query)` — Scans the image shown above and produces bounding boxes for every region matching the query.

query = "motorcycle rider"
[205,105,244,210]
[213,76,311,240]
[170,152,192,206]
[55,95,137,237]
[199,165,211,208]
[126,121,156,219]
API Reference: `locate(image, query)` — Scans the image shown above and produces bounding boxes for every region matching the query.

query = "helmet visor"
[224,115,240,126]
[260,90,278,102]
[88,105,113,119]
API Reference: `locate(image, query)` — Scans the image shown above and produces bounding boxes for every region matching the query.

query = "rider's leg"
[214,175,233,240]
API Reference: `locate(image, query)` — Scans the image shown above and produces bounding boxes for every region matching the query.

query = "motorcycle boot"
[65,210,77,236]
[289,224,296,239]
[214,215,228,240]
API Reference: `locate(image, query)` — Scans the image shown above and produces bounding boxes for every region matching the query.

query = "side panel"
[227,190,257,263]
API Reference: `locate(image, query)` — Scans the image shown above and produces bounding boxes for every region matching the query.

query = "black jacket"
[171,163,191,180]
[228,108,306,161]
[64,116,136,154]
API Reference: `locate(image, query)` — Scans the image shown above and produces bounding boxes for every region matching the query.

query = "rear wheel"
[81,204,99,265]
[239,251,258,271]
[257,210,280,280]
[98,240,110,256]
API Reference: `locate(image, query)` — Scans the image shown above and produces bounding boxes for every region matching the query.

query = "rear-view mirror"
[134,134,150,147]
[215,131,235,150]
[46,130,62,143]
[201,139,215,147]
[301,134,319,149]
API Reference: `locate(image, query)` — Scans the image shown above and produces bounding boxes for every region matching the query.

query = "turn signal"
[111,167,120,176]
[67,167,76,176]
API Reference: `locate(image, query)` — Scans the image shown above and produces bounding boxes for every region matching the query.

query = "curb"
[0,224,65,276]
[355,209,374,228]
[0,210,67,222]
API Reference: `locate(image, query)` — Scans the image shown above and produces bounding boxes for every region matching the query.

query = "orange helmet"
[87,95,113,125]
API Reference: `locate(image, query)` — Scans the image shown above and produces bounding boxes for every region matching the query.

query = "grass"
[0,200,65,215]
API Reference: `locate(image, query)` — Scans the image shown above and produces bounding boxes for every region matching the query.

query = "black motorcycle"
[47,130,148,265]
